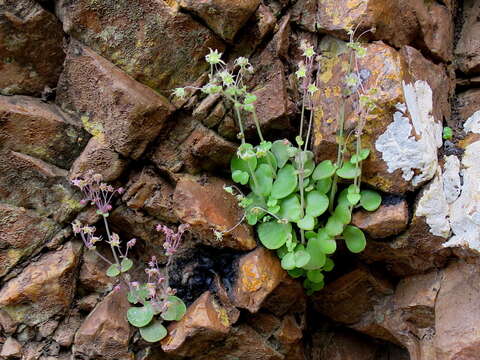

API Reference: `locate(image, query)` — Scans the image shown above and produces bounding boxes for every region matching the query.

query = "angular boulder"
[0,0,64,96]
[179,0,261,42]
[173,175,256,250]
[0,242,81,326]
[73,289,132,360]
[455,0,480,74]
[57,0,225,94]
[56,40,174,159]
[0,204,58,278]
[0,95,87,169]
[161,291,232,357]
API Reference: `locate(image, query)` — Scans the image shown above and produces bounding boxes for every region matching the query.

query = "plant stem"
[252,110,265,142]
[329,103,345,214]
[103,215,120,266]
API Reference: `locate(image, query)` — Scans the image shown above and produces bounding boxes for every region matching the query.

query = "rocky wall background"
[0,0,479,359]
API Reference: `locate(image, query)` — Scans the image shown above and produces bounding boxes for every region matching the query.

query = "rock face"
[0,0,65,96]
[313,37,446,194]
[455,0,480,74]
[73,289,132,360]
[161,291,232,357]
[230,247,286,312]
[173,175,256,250]
[0,204,58,277]
[0,242,80,326]
[56,40,175,159]
[57,0,225,94]
[314,0,453,62]
[179,0,261,42]
[0,95,87,169]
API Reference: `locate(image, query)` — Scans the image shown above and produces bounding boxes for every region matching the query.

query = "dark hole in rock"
[168,246,243,305]
[381,194,405,206]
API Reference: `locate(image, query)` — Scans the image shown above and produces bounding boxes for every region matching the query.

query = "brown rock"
[53,313,83,348]
[434,261,480,359]
[352,199,409,239]
[0,310,16,334]
[231,4,276,57]
[313,267,393,325]
[0,0,64,96]
[455,0,480,74]
[179,0,260,42]
[73,289,132,360]
[0,95,88,169]
[230,247,286,312]
[456,89,480,125]
[57,0,225,94]
[56,40,174,159]
[173,175,256,250]
[79,250,113,293]
[0,337,22,359]
[77,294,101,313]
[246,311,281,338]
[195,324,284,360]
[275,314,303,347]
[310,329,379,360]
[69,137,127,183]
[400,45,453,128]
[291,0,318,32]
[245,18,291,135]
[315,0,453,62]
[0,150,83,223]
[0,204,58,277]
[313,37,445,194]
[0,242,81,326]
[161,291,232,357]
[262,276,306,317]
[150,116,236,175]
[122,168,178,223]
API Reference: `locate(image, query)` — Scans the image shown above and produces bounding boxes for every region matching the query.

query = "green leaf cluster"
[230,140,381,294]
[126,290,186,343]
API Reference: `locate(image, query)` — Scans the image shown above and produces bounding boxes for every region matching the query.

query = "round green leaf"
[337,188,349,207]
[323,257,335,272]
[297,215,315,230]
[334,204,351,224]
[303,237,326,270]
[306,191,329,217]
[288,268,306,278]
[271,140,291,168]
[271,164,298,199]
[281,252,296,270]
[360,190,382,211]
[312,160,336,180]
[276,245,289,259]
[258,151,278,172]
[336,162,361,179]
[347,193,361,205]
[127,303,154,328]
[257,221,292,249]
[316,177,332,193]
[139,320,168,343]
[350,148,370,164]
[249,163,273,197]
[278,195,302,222]
[161,296,187,321]
[307,269,324,283]
[232,170,249,185]
[121,258,133,272]
[343,225,367,253]
[316,229,337,254]
[325,215,344,237]
[127,285,149,304]
[106,264,121,277]
[231,154,257,174]
[294,249,311,268]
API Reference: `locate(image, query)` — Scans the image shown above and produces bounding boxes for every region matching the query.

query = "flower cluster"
[156,223,189,257]
[71,171,124,216]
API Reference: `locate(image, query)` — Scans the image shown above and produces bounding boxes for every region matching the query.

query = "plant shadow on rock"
[168,245,243,305]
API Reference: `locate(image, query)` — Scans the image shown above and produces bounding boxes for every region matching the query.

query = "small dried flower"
[205,48,225,65]
[127,238,136,248]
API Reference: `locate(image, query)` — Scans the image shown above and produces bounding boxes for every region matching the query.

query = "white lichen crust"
[375,80,443,187]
